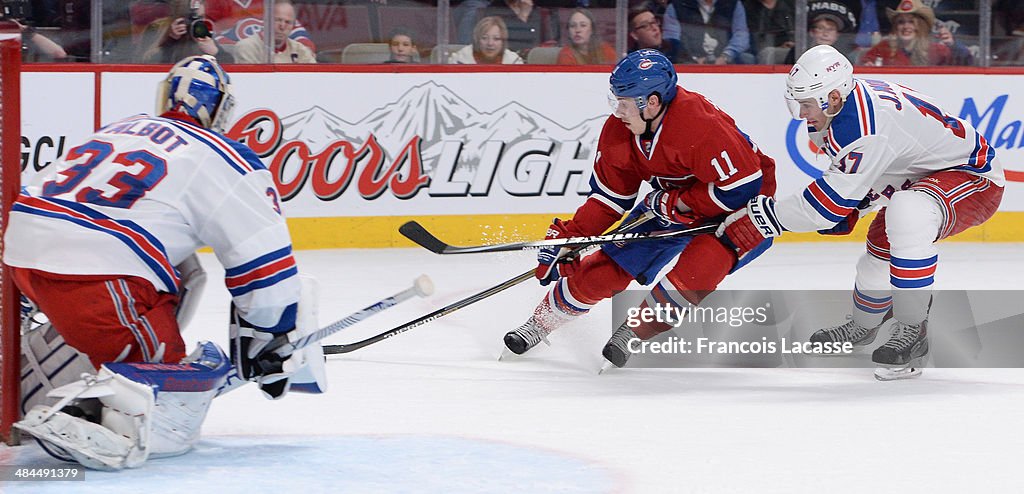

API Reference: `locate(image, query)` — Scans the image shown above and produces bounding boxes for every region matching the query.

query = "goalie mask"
[785,45,854,120]
[156,55,235,133]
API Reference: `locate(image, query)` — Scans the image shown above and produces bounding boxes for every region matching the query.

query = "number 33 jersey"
[3,114,299,328]
[775,78,1005,232]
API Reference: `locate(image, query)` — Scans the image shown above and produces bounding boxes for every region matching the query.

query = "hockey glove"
[230,305,303,400]
[818,209,860,235]
[716,195,783,256]
[642,188,699,226]
[536,218,580,286]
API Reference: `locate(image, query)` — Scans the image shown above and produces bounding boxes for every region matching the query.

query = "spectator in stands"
[2,5,67,61]
[668,0,755,64]
[993,0,1024,65]
[628,4,675,56]
[450,15,525,64]
[233,0,314,63]
[482,0,559,56]
[859,0,958,66]
[743,0,794,60]
[782,2,858,64]
[137,0,234,63]
[205,0,315,55]
[386,28,419,63]
[557,7,617,64]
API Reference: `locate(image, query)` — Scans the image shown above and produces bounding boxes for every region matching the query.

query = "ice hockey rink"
[4,241,1024,493]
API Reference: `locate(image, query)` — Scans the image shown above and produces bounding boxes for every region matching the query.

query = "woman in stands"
[449,16,523,64]
[557,8,617,65]
[859,0,962,66]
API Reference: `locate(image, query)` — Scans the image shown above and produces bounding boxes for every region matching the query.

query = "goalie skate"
[872,321,928,381]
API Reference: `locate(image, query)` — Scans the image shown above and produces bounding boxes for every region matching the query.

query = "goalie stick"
[251,274,435,372]
[322,213,658,355]
[399,220,719,255]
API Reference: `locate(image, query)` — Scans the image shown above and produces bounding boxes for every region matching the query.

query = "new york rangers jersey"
[3,113,299,330]
[775,78,1005,232]
[563,86,778,236]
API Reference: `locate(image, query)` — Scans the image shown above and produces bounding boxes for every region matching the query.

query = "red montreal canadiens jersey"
[565,86,777,236]
[3,113,300,330]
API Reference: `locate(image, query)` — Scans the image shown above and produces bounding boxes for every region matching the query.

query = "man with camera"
[137,0,234,64]
[233,0,314,63]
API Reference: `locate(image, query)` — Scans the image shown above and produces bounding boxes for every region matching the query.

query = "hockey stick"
[322,213,659,355]
[399,220,719,255]
[217,274,435,395]
[322,269,536,355]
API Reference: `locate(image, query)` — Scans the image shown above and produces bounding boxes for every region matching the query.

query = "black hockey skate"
[809,313,889,349]
[872,320,928,381]
[502,317,550,356]
[601,324,638,370]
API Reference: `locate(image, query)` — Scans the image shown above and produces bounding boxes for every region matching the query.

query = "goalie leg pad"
[20,317,96,416]
[15,367,156,470]
[16,341,233,470]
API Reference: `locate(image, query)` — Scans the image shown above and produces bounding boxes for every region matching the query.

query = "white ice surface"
[4,243,1024,493]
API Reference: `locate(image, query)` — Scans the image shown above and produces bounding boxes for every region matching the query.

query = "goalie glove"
[716,195,783,256]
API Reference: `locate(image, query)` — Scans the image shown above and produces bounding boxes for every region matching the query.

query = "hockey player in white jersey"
[4,55,325,469]
[717,45,1004,381]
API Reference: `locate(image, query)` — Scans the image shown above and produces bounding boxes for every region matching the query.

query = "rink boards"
[18,66,1024,247]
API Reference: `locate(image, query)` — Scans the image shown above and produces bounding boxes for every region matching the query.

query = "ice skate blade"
[498,347,517,361]
[598,361,617,375]
[874,366,922,381]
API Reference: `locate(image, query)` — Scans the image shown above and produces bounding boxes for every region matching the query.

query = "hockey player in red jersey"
[717,45,1004,380]
[503,49,778,368]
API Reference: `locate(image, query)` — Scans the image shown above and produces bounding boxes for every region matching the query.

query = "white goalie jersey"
[775,78,1005,232]
[3,114,300,330]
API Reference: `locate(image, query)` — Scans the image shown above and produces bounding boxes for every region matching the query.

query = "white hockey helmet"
[156,55,235,133]
[785,45,854,119]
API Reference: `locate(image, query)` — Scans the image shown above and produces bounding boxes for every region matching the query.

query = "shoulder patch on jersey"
[829,81,876,149]
[159,117,263,176]
[222,137,267,172]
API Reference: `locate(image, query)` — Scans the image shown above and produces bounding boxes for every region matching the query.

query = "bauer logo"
[225,81,606,201]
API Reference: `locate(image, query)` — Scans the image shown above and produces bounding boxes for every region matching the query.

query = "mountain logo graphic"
[226,81,608,201]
